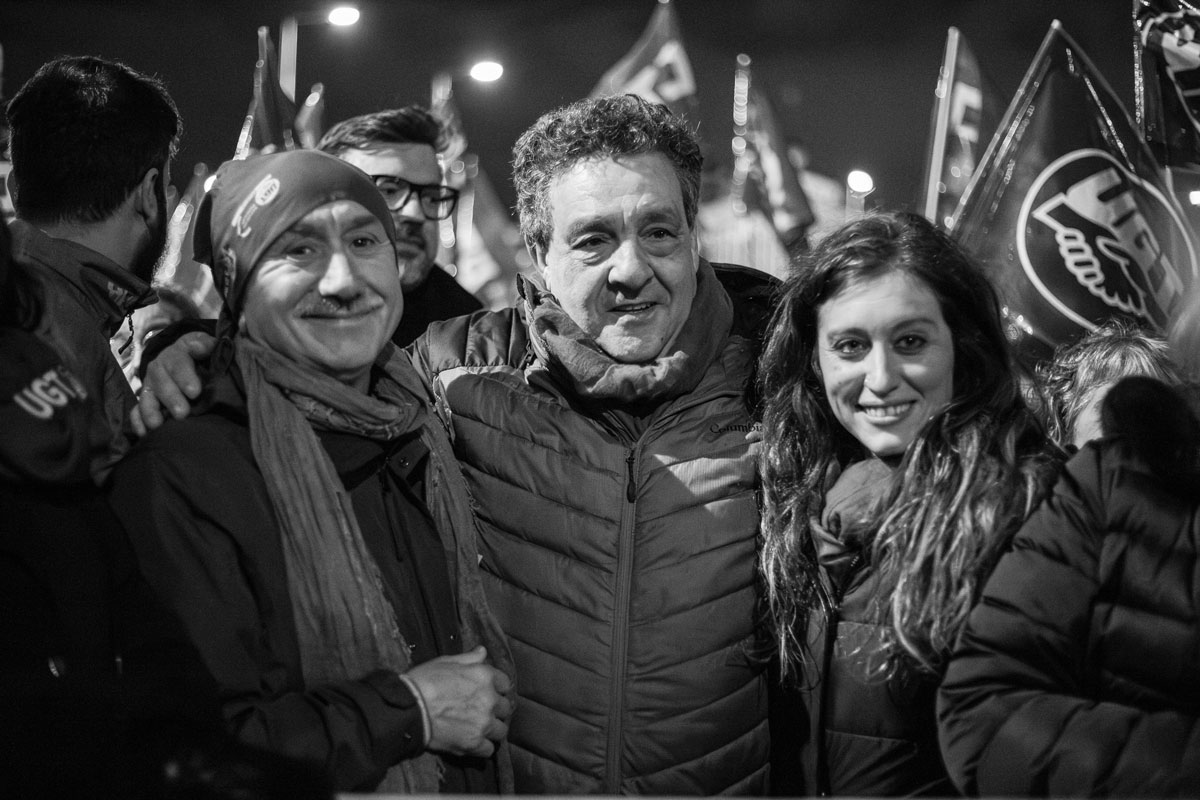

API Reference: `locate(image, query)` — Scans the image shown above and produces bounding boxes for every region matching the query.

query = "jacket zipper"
[606,443,640,793]
[816,551,862,796]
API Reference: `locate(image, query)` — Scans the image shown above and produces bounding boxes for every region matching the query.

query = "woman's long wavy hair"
[758,211,1058,679]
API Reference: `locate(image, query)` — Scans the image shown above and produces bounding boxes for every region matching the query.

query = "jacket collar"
[9,219,154,337]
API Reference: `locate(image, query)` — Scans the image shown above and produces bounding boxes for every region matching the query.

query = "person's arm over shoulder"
[937,441,1200,796]
[107,421,428,790]
[132,320,218,434]
[137,317,217,382]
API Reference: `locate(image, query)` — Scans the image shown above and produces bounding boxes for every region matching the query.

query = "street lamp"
[468,60,504,83]
[431,59,505,106]
[845,169,875,218]
[279,5,359,102]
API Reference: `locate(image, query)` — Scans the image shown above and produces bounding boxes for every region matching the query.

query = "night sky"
[2,0,1135,213]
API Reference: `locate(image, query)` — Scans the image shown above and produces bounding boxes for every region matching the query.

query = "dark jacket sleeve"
[107,421,427,791]
[937,445,1200,797]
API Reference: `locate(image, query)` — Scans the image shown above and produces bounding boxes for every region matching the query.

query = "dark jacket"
[411,263,776,795]
[0,300,218,798]
[9,220,152,484]
[107,367,502,793]
[393,265,482,348]
[789,458,952,797]
[938,377,1200,796]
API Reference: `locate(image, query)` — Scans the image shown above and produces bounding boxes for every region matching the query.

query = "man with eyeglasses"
[317,106,482,346]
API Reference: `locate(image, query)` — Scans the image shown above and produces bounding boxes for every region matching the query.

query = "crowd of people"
[2,52,1198,798]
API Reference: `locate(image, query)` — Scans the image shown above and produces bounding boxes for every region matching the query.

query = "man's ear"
[528,241,550,287]
[133,167,160,221]
[690,229,700,270]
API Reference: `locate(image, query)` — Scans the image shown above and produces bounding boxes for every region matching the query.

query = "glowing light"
[469,60,504,82]
[1189,190,1200,205]
[847,170,875,195]
[203,175,217,193]
[327,6,359,26]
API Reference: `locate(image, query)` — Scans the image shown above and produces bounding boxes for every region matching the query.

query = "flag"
[1134,0,1200,169]
[730,54,814,255]
[293,82,326,149]
[952,21,1199,360]
[450,157,530,309]
[234,26,297,159]
[590,0,698,119]
[430,72,468,165]
[921,27,1001,229]
[155,163,222,317]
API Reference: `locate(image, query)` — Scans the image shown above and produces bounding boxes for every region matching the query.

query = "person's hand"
[130,331,216,436]
[404,646,514,758]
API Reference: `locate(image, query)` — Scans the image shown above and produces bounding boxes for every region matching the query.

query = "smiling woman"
[815,270,955,458]
[757,210,1061,796]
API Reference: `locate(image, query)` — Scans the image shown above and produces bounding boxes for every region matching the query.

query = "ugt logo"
[1017,149,1196,331]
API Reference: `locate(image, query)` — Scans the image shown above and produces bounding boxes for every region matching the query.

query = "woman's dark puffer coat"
[938,377,1200,796]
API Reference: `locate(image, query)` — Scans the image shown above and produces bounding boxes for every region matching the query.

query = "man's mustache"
[393,219,427,246]
[298,296,380,317]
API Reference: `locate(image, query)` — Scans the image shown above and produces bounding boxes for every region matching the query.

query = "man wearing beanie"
[107,149,515,794]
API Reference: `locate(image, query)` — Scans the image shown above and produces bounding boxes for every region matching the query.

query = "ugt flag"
[234,27,297,159]
[952,21,1198,359]
[590,0,697,119]
[921,27,1001,230]
[1135,0,1200,169]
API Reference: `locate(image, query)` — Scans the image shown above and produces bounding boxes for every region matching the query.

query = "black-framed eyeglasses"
[369,175,460,221]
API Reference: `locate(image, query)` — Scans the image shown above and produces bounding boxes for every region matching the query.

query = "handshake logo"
[1017,149,1197,332]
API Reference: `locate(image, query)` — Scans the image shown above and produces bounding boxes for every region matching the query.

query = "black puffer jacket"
[938,377,1200,796]
[784,458,952,798]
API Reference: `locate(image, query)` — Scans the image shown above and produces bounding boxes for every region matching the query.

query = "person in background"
[1037,316,1185,450]
[5,55,179,483]
[0,109,15,225]
[317,106,482,345]
[0,212,265,798]
[108,150,514,794]
[757,211,1059,796]
[937,316,1200,794]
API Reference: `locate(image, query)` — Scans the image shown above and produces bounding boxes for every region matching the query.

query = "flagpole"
[730,54,752,215]
[923,27,959,221]
[279,15,299,102]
